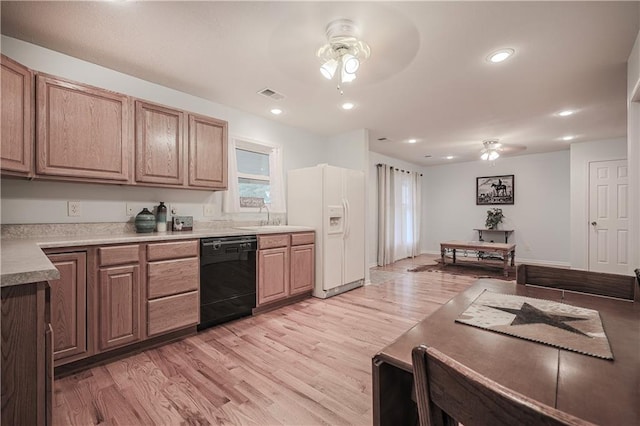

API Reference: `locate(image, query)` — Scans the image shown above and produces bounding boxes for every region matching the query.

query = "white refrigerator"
[287,164,365,298]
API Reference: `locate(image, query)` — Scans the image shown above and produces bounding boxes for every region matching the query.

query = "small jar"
[156,202,167,232]
[134,208,156,233]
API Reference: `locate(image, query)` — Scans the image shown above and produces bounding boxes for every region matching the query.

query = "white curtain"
[377,164,422,266]
[222,138,240,213]
[268,147,286,212]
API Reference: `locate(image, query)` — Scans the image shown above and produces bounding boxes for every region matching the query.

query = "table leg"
[503,250,509,277]
[511,249,515,267]
[440,246,445,265]
[453,248,456,264]
[372,357,417,426]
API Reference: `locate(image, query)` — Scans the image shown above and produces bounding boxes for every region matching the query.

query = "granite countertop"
[1,225,314,288]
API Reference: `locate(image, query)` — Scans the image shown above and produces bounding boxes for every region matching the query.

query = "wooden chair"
[411,345,595,426]
[516,264,639,302]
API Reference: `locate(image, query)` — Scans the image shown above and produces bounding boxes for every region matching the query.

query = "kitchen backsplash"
[1,214,286,239]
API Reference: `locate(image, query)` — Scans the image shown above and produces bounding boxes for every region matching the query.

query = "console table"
[473,228,514,243]
[440,240,516,277]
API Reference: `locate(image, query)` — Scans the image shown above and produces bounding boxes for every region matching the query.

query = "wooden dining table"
[372,279,640,426]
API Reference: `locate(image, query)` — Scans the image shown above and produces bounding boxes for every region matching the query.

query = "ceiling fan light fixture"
[341,66,356,83]
[480,139,502,161]
[342,54,360,74]
[320,59,338,80]
[317,19,370,89]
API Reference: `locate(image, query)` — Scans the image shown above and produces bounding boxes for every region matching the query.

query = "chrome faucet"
[259,203,270,225]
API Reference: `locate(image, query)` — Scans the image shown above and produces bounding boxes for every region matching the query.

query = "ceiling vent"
[377,137,389,141]
[258,88,285,100]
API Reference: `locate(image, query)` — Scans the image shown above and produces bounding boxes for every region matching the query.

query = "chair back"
[411,345,595,426]
[516,264,638,301]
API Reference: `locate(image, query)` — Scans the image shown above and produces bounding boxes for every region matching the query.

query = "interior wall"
[0,36,327,224]
[569,138,628,270]
[368,152,427,267]
[628,30,640,274]
[325,129,369,172]
[423,151,571,265]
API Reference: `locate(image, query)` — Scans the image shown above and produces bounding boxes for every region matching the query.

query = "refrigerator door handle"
[343,198,350,239]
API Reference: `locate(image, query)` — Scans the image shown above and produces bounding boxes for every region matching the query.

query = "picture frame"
[476,174,514,205]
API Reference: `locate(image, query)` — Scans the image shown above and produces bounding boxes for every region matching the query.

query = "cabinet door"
[290,244,315,295]
[47,252,87,364]
[98,265,141,351]
[36,74,130,182]
[1,55,33,175]
[257,247,289,306]
[135,100,184,185]
[188,113,227,189]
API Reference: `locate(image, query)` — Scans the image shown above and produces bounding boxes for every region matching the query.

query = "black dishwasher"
[198,235,257,330]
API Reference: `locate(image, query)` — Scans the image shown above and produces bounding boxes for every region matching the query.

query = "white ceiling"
[1,1,638,166]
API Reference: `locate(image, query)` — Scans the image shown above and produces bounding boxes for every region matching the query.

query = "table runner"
[456,290,613,359]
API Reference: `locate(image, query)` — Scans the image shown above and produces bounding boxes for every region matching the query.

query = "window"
[237,148,271,207]
[222,138,285,213]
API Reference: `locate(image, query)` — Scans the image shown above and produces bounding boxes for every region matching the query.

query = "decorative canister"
[156,202,167,232]
[134,208,156,233]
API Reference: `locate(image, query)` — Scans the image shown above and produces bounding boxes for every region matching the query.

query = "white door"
[589,160,629,273]
[343,169,365,285]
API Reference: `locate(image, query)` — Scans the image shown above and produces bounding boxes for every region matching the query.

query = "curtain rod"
[376,163,423,177]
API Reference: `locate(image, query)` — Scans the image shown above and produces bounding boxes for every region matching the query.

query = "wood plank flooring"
[53,255,477,425]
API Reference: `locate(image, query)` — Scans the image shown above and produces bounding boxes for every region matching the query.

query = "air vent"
[424,155,432,158]
[258,88,285,100]
[377,137,389,141]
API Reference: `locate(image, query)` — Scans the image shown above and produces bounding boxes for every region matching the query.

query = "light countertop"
[1,225,314,288]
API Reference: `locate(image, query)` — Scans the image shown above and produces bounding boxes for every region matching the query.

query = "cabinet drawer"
[148,291,199,336]
[147,240,198,261]
[147,257,199,299]
[258,234,290,249]
[291,232,315,246]
[98,244,140,266]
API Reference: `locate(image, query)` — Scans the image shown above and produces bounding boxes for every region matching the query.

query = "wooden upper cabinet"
[135,100,184,185]
[188,113,227,189]
[1,55,33,176]
[36,73,130,182]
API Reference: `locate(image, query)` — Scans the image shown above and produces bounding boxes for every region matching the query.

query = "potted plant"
[485,208,504,230]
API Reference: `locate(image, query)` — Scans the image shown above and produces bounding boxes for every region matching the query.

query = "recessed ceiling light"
[562,135,575,141]
[445,155,454,160]
[341,102,355,110]
[408,139,417,144]
[270,108,283,115]
[557,110,574,117]
[487,48,515,63]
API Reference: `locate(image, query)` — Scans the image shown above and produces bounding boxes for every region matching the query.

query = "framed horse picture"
[476,174,514,205]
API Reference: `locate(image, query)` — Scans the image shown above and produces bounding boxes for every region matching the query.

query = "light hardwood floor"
[53,255,477,425]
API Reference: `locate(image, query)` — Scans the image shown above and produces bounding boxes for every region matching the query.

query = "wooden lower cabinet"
[257,246,290,305]
[146,240,199,336]
[290,244,315,295]
[257,232,314,309]
[47,252,88,365]
[1,282,52,426]
[148,291,199,336]
[98,264,142,351]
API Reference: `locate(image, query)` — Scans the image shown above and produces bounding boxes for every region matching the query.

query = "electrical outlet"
[68,201,81,217]
[203,204,215,217]
[126,203,134,216]
[171,205,178,215]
